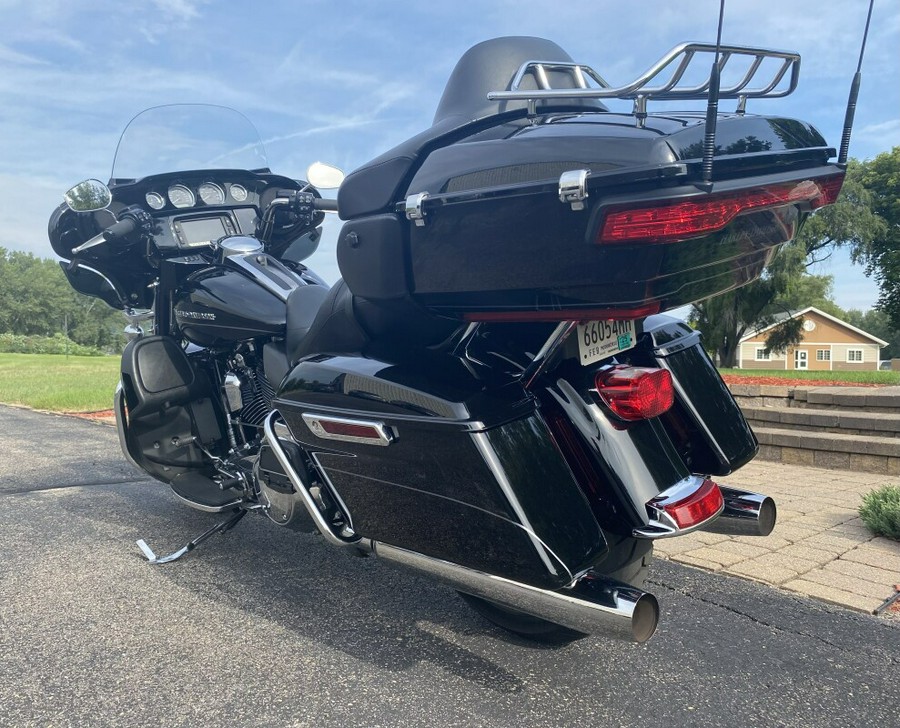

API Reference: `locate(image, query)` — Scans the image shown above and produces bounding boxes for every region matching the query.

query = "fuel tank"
[173,251,303,347]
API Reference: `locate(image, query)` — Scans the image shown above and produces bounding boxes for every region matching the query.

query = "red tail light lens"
[594,365,675,421]
[652,478,724,530]
[597,173,846,245]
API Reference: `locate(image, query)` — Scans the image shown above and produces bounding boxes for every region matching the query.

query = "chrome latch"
[559,169,590,211]
[405,192,429,226]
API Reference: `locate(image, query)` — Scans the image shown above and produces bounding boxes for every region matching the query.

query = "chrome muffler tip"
[700,486,777,537]
[373,542,660,643]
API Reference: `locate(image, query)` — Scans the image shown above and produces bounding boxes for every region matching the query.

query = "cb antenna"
[700,0,727,189]
[838,0,875,164]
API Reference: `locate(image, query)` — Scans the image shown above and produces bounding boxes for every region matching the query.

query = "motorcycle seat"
[337,37,606,221]
[290,278,459,363]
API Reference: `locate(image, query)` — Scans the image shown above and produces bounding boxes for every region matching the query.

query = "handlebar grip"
[313,198,339,212]
[105,217,137,240]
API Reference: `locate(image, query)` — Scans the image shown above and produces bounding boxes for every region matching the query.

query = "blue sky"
[1,0,897,312]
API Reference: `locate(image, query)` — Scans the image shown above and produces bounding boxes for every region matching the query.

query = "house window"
[847,349,864,363]
[755,348,771,361]
[816,349,831,361]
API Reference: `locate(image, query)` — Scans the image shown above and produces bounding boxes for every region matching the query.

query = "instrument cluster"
[144,180,251,211]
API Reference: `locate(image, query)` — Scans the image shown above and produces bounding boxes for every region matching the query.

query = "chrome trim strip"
[470,432,566,579]
[301,413,394,446]
[263,412,359,547]
[374,543,658,643]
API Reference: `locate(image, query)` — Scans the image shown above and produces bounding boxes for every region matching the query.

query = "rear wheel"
[458,535,653,645]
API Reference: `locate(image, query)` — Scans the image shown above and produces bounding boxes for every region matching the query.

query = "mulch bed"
[720,375,883,388]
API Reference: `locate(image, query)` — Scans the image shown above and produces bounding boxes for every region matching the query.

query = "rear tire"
[458,535,653,645]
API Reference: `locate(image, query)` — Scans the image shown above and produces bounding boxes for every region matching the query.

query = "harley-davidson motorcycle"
[49,36,852,644]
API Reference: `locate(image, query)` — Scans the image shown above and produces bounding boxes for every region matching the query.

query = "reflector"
[594,365,675,421]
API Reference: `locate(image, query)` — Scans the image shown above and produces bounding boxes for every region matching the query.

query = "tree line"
[692,148,900,366]
[0,247,125,353]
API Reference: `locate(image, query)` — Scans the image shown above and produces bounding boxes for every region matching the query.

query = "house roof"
[738,306,889,346]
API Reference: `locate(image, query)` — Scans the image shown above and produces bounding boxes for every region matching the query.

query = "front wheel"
[459,535,653,645]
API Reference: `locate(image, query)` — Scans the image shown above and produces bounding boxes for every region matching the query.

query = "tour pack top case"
[335,37,845,321]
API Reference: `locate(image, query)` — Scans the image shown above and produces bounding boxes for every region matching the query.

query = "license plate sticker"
[577,319,636,365]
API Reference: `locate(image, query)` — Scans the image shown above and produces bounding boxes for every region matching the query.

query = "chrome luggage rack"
[487,42,800,124]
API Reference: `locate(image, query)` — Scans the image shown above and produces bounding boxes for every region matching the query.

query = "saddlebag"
[273,351,608,589]
[630,315,758,476]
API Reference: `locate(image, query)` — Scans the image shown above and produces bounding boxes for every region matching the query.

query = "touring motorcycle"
[49,36,851,644]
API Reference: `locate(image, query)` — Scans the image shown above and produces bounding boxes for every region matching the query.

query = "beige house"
[738,306,887,371]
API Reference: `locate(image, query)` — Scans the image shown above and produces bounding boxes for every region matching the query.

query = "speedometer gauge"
[168,184,195,208]
[145,191,166,210]
[198,182,226,206]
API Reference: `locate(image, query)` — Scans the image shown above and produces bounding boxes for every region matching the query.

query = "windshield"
[110,104,269,180]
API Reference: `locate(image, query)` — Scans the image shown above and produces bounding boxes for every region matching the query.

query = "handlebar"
[71,216,138,254]
[313,197,339,212]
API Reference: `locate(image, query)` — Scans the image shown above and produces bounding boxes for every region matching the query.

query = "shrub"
[0,333,104,356]
[859,485,900,541]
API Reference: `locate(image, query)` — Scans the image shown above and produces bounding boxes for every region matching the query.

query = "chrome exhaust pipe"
[373,542,659,643]
[700,486,777,537]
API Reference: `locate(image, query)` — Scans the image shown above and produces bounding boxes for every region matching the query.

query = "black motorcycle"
[50,37,848,644]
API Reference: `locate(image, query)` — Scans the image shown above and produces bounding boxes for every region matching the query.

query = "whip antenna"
[838,0,875,164]
[700,0,727,187]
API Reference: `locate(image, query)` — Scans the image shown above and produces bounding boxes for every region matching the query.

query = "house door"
[794,350,808,370]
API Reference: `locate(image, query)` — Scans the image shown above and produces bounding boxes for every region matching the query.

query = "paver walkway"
[654,459,900,614]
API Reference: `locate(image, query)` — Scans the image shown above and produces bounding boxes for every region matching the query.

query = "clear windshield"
[110,104,269,180]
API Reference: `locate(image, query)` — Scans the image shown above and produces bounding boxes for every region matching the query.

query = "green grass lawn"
[0,353,120,412]
[719,367,900,385]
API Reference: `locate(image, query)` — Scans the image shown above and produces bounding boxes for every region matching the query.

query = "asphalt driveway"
[0,405,897,727]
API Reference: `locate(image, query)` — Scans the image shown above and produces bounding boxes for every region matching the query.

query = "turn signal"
[652,478,724,530]
[594,365,674,421]
[597,173,846,245]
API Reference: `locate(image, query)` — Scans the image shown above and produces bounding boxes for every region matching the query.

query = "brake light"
[597,173,846,245]
[651,478,724,530]
[594,365,674,421]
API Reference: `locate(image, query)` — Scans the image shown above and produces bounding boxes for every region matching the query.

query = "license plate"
[577,319,636,365]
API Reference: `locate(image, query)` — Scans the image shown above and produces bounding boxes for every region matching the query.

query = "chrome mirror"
[64,179,112,212]
[306,162,345,190]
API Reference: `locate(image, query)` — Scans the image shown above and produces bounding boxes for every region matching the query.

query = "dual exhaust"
[264,413,776,644]
[371,483,776,644]
[373,542,660,643]
[701,485,777,537]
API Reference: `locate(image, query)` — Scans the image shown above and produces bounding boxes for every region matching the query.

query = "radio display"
[174,216,233,247]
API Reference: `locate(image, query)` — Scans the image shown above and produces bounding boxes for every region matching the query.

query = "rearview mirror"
[65,179,112,212]
[306,162,344,190]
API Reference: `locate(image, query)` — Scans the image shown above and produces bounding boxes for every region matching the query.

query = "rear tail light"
[650,478,724,530]
[595,365,674,421]
[597,173,846,245]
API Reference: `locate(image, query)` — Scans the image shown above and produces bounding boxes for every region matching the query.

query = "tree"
[691,160,886,366]
[842,308,900,360]
[0,247,125,353]
[857,147,900,331]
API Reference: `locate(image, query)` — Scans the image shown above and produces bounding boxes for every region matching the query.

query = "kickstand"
[136,509,247,564]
